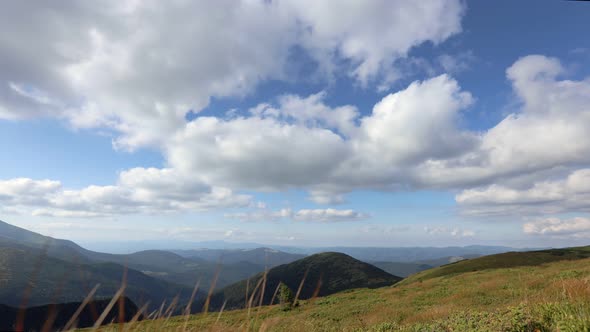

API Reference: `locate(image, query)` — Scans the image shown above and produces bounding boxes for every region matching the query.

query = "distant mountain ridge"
[0,244,194,311]
[172,247,306,267]
[273,245,526,262]
[82,237,525,264]
[0,218,529,316]
[0,220,202,310]
[0,220,304,309]
[0,220,404,317]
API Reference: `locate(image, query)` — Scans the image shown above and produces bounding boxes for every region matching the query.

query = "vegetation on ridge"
[206,252,401,311]
[88,247,590,331]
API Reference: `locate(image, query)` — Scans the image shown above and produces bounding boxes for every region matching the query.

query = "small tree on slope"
[278,282,294,309]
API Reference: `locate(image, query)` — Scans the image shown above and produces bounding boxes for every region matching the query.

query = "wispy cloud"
[225,208,368,223]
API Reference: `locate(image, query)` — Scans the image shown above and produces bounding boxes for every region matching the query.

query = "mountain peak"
[209,251,401,310]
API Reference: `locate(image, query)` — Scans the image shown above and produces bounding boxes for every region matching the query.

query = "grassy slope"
[92,247,590,331]
[400,246,590,285]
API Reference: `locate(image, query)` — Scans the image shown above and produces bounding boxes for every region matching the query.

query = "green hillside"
[401,246,590,285]
[90,248,590,332]
[208,252,401,311]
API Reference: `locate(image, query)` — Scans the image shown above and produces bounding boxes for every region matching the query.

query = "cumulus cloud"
[456,169,590,216]
[452,54,590,216]
[0,169,251,217]
[0,178,61,206]
[3,51,590,222]
[0,0,465,150]
[167,74,475,198]
[523,217,590,238]
[421,55,590,189]
[1,72,476,217]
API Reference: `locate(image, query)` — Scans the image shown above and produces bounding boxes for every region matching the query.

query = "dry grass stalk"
[182,279,201,332]
[269,283,281,306]
[294,268,310,305]
[202,264,221,314]
[247,277,264,318]
[310,273,323,304]
[245,278,250,309]
[91,284,126,330]
[62,284,101,331]
[214,300,227,326]
[122,302,149,332]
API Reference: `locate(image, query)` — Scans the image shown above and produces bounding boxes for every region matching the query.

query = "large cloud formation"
[2,54,590,222]
[3,1,590,231]
[167,74,475,201]
[454,56,590,217]
[0,0,465,149]
[167,55,590,214]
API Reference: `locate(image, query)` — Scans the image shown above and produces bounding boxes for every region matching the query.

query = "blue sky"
[1,0,590,248]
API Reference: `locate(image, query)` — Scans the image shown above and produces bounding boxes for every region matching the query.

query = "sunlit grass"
[83,257,590,331]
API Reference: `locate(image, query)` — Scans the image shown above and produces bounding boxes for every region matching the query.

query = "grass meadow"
[81,257,590,332]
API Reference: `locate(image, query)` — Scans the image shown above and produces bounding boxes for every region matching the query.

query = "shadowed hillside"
[208,252,401,310]
[0,220,265,292]
[0,297,138,331]
[0,245,193,311]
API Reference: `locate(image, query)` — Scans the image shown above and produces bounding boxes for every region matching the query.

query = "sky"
[1,0,590,249]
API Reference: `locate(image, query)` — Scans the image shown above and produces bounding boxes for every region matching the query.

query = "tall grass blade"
[63,284,101,331]
[91,284,126,330]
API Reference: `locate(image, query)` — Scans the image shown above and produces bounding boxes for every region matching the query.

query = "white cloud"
[286,0,465,85]
[167,74,475,198]
[225,207,367,223]
[0,169,251,217]
[456,169,590,216]
[523,217,590,238]
[0,0,465,150]
[3,50,590,223]
[0,178,61,205]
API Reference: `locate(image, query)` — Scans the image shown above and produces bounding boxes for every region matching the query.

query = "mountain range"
[0,218,537,323]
